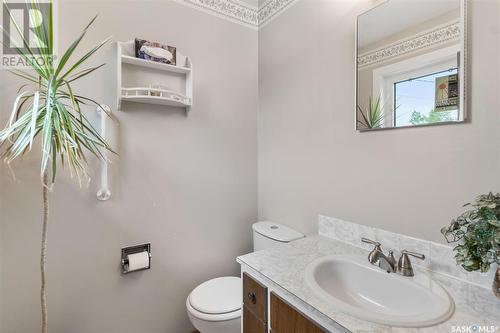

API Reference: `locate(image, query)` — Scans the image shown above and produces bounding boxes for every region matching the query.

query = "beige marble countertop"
[237,236,500,333]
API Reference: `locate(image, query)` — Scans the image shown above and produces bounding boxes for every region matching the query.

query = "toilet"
[186,221,304,333]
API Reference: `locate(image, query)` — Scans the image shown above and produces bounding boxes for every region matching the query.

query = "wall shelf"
[116,41,193,112]
[121,55,191,74]
[121,87,191,108]
[121,95,191,107]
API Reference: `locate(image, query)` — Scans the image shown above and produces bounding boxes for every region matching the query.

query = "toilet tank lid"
[252,221,304,242]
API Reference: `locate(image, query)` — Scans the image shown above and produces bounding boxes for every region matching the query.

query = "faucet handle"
[361,237,380,247]
[402,250,425,260]
[362,238,383,264]
[397,250,425,277]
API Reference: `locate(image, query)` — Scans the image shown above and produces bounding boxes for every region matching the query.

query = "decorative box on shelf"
[116,40,193,112]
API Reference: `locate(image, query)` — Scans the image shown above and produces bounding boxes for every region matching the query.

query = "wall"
[0,1,258,332]
[258,0,500,243]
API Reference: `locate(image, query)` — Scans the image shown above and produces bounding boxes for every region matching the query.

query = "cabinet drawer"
[243,305,267,333]
[243,273,267,321]
[270,293,325,333]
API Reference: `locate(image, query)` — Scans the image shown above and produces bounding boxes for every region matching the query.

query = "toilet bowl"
[186,276,242,333]
[186,221,304,333]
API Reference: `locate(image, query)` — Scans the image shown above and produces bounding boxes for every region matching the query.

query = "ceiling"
[358,0,460,48]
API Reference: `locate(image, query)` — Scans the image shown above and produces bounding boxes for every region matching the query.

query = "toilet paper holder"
[121,243,151,274]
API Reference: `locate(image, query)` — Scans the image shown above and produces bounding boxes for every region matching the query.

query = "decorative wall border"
[174,0,298,29]
[258,0,300,27]
[177,0,258,28]
[357,20,461,69]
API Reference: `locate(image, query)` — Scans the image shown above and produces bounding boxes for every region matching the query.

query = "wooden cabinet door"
[270,293,326,333]
[242,273,268,333]
[243,305,267,333]
[243,273,267,321]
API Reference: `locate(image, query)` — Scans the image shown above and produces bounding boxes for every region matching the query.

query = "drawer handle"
[247,292,256,304]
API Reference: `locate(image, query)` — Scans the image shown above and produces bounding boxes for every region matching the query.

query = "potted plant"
[357,96,385,129]
[441,193,500,298]
[0,1,113,332]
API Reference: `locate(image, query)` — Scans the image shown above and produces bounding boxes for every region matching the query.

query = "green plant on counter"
[357,96,385,129]
[0,1,113,332]
[441,193,500,273]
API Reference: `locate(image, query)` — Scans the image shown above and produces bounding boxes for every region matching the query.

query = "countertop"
[237,236,500,333]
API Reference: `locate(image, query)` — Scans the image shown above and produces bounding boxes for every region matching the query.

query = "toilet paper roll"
[127,251,150,272]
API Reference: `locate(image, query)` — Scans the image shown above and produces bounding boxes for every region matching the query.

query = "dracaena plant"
[0,1,113,332]
[441,193,500,273]
[357,95,385,129]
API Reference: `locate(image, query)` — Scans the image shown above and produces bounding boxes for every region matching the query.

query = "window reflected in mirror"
[356,0,467,131]
[394,68,459,127]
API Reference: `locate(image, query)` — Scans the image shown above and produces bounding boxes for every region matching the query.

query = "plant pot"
[494,266,500,299]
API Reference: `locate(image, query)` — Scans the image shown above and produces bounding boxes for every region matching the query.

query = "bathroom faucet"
[361,238,396,273]
[361,238,425,276]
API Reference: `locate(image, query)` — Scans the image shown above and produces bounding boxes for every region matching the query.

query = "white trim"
[358,20,461,69]
[258,0,301,28]
[172,0,258,28]
[171,0,300,29]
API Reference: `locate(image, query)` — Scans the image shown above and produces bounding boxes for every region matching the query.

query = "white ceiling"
[358,0,460,48]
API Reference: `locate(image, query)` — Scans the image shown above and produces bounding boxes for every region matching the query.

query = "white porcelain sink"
[304,255,454,327]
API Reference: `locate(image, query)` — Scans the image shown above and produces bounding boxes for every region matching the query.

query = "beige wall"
[0,1,258,332]
[258,0,500,243]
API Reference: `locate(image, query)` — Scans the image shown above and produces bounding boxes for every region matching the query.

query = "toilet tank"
[252,221,304,251]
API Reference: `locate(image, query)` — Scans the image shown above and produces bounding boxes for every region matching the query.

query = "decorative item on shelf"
[441,193,500,298]
[135,38,176,65]
[150,84,164,96]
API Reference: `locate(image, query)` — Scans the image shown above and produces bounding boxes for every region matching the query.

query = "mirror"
[356,0,467,131]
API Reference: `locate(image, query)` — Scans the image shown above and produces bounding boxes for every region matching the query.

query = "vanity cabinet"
[243,273,267,333]
[242,273,325,333]
[270,293,325,333]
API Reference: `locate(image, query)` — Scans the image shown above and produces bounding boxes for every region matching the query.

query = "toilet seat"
[187,276,242,322]
[186,297,241,322]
